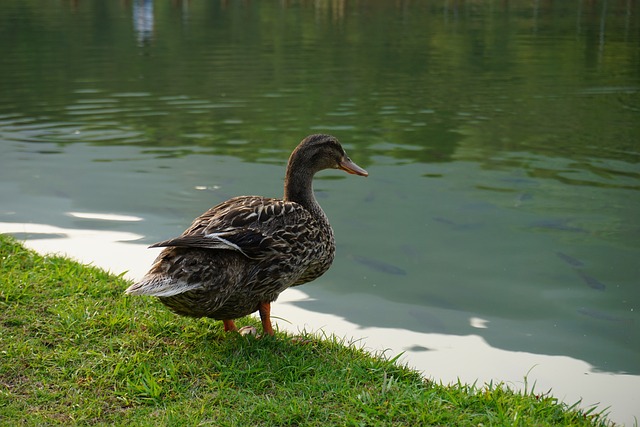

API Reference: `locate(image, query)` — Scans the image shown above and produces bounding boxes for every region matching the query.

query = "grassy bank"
[0,234,611,426]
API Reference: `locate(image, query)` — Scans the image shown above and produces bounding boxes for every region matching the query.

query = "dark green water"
[1,0,639,422]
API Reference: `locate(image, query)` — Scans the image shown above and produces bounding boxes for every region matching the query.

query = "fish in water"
[432,217,482,231]
[404,344,432,352]
[575,270,606,291]
[432,216,456,226]
[350,254,406,276]
[555,251,585,268]
[577,307,633,324]
[529,219,587,233]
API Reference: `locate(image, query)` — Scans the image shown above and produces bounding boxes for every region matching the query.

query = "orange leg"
[258,301,274,336]
[222,319,237,332]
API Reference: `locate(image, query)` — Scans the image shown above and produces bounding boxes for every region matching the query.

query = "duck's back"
[125,195,335,319]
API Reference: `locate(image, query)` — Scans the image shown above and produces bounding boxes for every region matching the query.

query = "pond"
[1,1,639,424]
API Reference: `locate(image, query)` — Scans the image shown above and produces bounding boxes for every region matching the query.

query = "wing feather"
[149,196,313,260]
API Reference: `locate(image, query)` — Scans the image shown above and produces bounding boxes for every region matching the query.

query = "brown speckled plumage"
[125,134,368,335]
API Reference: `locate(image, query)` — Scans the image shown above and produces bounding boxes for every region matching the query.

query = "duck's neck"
[284,165,324,218]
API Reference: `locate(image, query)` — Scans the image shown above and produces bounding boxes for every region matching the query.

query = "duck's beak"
[339,156,368,177]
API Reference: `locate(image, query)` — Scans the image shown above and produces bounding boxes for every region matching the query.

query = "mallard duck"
[125,134,368,336]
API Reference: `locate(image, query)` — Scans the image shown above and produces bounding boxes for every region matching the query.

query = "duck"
[125,134,368,336]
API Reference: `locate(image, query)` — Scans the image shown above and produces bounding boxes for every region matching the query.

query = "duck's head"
[288,134,368,177]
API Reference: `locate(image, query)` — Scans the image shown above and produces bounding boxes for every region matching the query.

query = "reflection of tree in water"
[0,0,636,167]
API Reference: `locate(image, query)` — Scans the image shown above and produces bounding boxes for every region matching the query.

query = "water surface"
[1,1,639,424]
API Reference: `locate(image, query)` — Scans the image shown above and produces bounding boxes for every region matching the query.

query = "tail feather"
[125,275,201,297]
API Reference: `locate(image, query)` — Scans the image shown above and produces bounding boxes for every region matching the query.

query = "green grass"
[0,234,612,426]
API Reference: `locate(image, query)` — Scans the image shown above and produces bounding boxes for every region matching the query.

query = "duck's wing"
[149,196,312,260]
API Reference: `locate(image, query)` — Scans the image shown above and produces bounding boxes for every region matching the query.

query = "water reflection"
[1,1,639,424]
[133,0,154,46]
